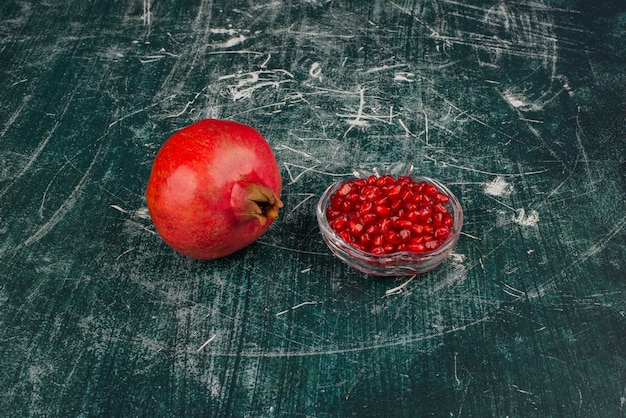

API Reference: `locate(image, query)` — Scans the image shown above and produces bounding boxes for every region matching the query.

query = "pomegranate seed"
[379,218,393,233]
[395,219,413,230]
[383,244,395,253]
[434,226,450,240]
[362,213,378,225]
[346,193,360,203]
[365,223,380,235]
[411,224,424,235]
[386,184,403,198]
[372,235,385,247]
[403,202,418,213]
[349,221,364,236]
[390,198,403,211]
[425,240,441,250]
[359,201,373,215]
[424,184,439,197]
[331,215,348,230]
[371,246,386,255]
[375,205,392,217]
[405,210,420,223]
[337,182,353,197]
[339,230,352,243]
[434,203,448,214]
[397,229,411,242]
[416,208,431,222]
[435,193,450,204]
[378,175,395,186]
[408,242,426,252]
[385,230,402,244]
[326,207,342,220]
[326,175,455,255]
[360,233,373,246]
[400,188,413,201]
[375,196,390,206]
[362,186,382,201]
[339,200,353,212]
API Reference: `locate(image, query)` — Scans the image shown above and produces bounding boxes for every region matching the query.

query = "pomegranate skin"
[145,119,283,260]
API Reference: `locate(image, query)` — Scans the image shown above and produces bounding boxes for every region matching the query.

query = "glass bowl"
[316,162,463,276]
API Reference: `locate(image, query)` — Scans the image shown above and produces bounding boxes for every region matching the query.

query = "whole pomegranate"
[145,119,283,260]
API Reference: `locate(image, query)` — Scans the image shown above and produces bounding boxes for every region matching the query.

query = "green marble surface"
[1,1,625,416]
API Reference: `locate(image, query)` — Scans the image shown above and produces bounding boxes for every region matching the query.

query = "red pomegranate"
[145,119,283,260]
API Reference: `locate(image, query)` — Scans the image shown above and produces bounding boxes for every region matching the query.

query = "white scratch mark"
[116,248,134,260]
[384,275,416,297]
[432,253,467,292]
[197,334,217,352]
[512,384,533,395]
[398,118,418,138]
[423,154,548,178]
[213,35,247,49]
[260,53,271,69]
[285,193,316,217]
[342,87,368,135]
[204,316,491,357]
[22,141,106,248]
[512,208,540,227]
[166,87,207,118]
[275,145,321,163]
[10,79,28,87]
[110,204,128,214]
[256,240,331,256]
[219,69,294,101]
[502,90,526,108]
[206,50,264,56]
[0,90,77,200]
[393,72,415,82]
[109,94,176,127]
[276,301,320,317]
[142,0,151,27]
[484,176,514,197]
[428,87,514,139]
[578,387,583,410]
[361,64,407,74]
[209,28,239,35]
[460,231,481,240]
[575,110,595,191]
[309,62,322,80]
[0,94,31,140]
[422,109,429,145]
[454,353,461,386]
[282,162,350,184]
[578,215,626,263]
[501,283,526,299]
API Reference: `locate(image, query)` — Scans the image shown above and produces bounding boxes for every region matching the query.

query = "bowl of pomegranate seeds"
[316,162,463,276]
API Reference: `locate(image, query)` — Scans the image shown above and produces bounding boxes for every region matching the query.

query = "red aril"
[145,119,283,260]
[325,175,455,255]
